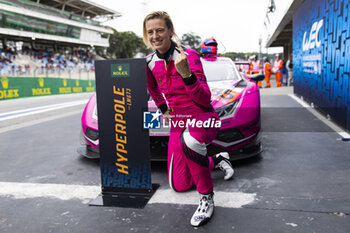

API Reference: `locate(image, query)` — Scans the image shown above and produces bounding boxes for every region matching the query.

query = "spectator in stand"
[18,65,22,75]
[0,45,96,76]
[25,64,30,75]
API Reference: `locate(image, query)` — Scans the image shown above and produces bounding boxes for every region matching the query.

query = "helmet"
[201,37,218,54]
[249,55,257,60]
[263,56,268,62]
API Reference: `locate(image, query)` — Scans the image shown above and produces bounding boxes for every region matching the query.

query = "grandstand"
[0,0,120,46]
[0,0,121,79]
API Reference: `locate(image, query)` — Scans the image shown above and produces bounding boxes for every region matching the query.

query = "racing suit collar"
[156,41,176,64]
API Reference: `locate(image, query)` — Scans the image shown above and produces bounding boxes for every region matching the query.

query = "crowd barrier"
[0,76,95,100]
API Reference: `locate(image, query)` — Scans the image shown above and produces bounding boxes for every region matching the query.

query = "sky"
[90,0,292,53]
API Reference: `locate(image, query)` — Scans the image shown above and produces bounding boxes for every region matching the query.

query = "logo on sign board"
[303,19,323,51]
[111,64,130,78]
[38,78,44,87]
[1,77,9,89]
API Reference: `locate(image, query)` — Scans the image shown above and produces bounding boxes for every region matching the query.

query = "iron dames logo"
[143,111,161,129]
[111,64,130,78]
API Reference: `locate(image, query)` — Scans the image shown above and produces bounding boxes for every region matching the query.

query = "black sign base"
[89,184,159,209]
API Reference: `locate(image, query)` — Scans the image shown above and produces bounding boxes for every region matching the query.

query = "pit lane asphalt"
[0,88,350,233]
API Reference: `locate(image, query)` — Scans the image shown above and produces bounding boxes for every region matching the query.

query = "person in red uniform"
[143,11,234,227]
[249,55,263,87]
[272,54,283,87]
[263,56,271,88]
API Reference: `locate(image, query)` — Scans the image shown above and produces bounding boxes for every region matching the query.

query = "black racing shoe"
[190,192,214,227]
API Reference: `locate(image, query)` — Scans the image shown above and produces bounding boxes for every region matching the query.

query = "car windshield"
[201,59,241,82]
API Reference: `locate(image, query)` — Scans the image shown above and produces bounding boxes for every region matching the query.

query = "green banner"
[0,76,95,100]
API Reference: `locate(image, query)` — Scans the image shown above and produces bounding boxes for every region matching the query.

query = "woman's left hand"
[175,43,192,78]
[163,109,172,122]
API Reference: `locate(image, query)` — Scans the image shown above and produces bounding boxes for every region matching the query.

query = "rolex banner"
[0,77,95,100]
[92,59,157,208]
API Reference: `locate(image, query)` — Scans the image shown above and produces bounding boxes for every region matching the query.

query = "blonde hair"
[142,11,179,49]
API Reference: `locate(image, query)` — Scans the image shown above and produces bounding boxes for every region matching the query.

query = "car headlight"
[215,99,239,119]
[86,128,99,140]
[93,105,98,119]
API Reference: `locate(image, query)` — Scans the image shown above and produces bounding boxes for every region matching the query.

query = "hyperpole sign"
[91,59,158,208]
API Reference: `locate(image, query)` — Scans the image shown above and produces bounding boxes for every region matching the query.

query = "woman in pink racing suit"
[143,11,234,227]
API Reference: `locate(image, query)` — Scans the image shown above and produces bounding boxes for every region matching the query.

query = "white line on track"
[0,109,83,134]
[289,94,350,140]
[0,100,87,121]
[149,189,256,208]
[0,182,256,208]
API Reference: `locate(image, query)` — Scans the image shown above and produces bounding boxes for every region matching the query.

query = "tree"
[103,29,151,59]
[181,32,202,53]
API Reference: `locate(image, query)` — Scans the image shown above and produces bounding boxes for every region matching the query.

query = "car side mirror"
[249,74,265,81]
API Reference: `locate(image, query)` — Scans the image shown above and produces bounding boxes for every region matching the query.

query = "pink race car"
[77,56,263,160]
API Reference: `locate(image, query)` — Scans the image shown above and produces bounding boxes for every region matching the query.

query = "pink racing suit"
[146,42,220,194]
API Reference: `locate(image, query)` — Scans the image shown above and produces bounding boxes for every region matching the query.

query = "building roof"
[31,0,121,18]
[0,0,116,47]
[265,0,304,47]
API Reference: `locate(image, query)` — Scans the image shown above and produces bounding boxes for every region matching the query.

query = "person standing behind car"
[281,60,288,86]
[272,54,283,87]
[286,59,293,86]
[263,57,271,88]
[249,55,263,87]
[200,37,219,58]
[240,55,250,74]
[143,11,234,227]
